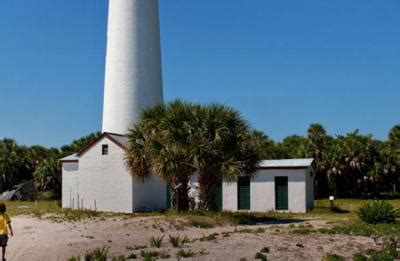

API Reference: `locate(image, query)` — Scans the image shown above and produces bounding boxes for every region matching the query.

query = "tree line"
[255,124,400,198]
[0,132,100,198]
[0,100,399,203]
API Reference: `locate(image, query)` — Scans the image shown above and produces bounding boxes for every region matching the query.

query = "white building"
[61,132,166,213]
[222,159,314,213]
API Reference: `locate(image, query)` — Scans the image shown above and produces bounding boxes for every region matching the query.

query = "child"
[0,203,13,261]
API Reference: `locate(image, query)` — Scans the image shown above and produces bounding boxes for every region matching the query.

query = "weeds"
[199,232,218,241]
[254,252,267,260]
[168,234,189,247]
[322,253,345,261]
[260,247,270,253]
[149,235,164,248]
[176,249,195,258]
[84,246,109,261]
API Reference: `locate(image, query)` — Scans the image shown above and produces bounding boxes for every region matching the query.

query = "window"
[102,144,108,155]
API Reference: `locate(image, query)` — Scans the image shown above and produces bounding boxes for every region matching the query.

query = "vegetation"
[357,200,400,224]
[176,249,195,258]
[149,235,164,248]
[168,234,189,247]
[322,253,345,261]
[125,100,262,211]
[84,246,109,261]
[0,132,100,198]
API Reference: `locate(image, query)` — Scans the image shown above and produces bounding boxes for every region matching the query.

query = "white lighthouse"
[102,0,163,134]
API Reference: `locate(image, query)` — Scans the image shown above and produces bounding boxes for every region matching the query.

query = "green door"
[238,177,250,210]
[275,176,288,210]
[214,183,223,210]
[166,183,171,209]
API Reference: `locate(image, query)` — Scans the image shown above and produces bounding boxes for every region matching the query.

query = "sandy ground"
[6,215,377,261]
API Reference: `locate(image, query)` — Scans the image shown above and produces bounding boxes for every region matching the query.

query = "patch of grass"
[234,227,265,234]
[67,256,78,261]
[111,256,126,261]
[168,234,189,247]
[260,247,270,253]
[176,249,195,258]
[126,253,137,259]
[140,250,159,260]
[254,252,267,260]
[292,227,314,235]
[358,200,400,224]
[149,235,164,248]
[322,253,345,261]
[199,232,218,241]
[84,246,109,261]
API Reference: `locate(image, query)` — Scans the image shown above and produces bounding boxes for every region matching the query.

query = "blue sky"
[0,0,399,147]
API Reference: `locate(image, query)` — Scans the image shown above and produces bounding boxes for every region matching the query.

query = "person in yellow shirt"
[0,203,13,261]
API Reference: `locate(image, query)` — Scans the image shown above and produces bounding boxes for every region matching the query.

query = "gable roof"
[60,132,129,162]
[59,153,79,162]
[76,132,128,157]
[257,158,313,169]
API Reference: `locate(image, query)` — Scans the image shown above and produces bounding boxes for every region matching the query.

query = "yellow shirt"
[0,214,10,235]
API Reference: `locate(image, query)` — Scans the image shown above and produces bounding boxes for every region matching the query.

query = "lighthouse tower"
[102,0,163,135]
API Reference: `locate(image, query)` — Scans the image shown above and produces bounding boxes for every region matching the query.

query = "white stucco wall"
[223,181,238,211]
[222,168,311,213]
[132,175,166,211]
[77,137,133,213]
[251,169,306,213]
[61,162,79,209]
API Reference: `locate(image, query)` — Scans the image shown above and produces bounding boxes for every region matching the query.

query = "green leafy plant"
[322,253,345,261]
[254,252,267,260]
[140,250,159,260]
[199,232,218,241]
[176,249,195,258]
[84,246,109,261]
[357,200,400,224]
[149,235,164,248]
[168,235,189,248]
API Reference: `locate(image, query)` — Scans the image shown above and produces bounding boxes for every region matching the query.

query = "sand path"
[6,215,376,260]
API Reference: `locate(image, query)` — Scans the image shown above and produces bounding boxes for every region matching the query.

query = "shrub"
[176,249,195,258]
[260,247,270,253]
[84,246,109,261]
[357,200,400,224]
[199,233,218,241]
[322,253,345,261]
[168,235,189,247]
[254,252,267,260]
[149,235,164,248]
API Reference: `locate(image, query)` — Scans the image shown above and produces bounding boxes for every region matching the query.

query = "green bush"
[84,246,109,261]
[322,253,345,261]
[149,235,164,248]
[254,252,267,260]
[357,200,400,224]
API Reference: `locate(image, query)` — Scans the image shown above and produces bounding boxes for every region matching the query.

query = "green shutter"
[214,183,223,210]
[238,177,250,210]
[275,176,288,210]
[166,183,171,209]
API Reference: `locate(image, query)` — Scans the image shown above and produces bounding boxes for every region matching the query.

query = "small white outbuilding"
[222,159,314,213]
[60,132,166,213]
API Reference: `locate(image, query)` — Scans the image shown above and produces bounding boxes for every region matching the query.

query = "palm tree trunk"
[198,172,218,211]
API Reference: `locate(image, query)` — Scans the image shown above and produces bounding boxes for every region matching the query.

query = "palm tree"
[187,103,261,210]
[125,101,194,211]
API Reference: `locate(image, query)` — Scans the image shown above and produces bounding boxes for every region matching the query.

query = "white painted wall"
[77,137,133,213]
[223,181,238,211]
[132,175,166,211]
[102,0,163,134]
[61,162,79,209]
[222,168,311,213]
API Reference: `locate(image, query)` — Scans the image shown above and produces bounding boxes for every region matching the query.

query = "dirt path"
[7,215,376,260]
